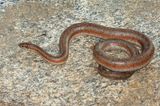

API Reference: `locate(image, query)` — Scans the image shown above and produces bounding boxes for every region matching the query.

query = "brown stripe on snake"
[18,22,154,80]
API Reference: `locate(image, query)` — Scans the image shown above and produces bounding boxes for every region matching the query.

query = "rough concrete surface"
[0,0,160,106]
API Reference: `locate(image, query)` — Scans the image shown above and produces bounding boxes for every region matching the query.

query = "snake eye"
[18,43,23,48]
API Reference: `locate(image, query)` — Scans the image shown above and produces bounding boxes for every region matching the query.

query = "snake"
[18,22,155,80]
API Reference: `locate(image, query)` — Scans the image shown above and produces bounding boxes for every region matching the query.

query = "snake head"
[18,42,31,49]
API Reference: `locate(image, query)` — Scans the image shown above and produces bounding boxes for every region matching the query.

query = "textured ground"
[0,0,160,106]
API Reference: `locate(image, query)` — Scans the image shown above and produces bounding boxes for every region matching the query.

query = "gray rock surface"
[0,0,160,106]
